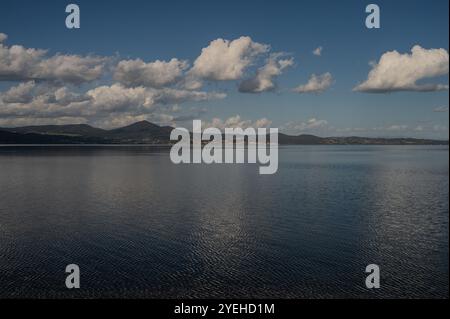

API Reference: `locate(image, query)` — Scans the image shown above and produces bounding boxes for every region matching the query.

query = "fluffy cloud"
[254,118,272,128]
[0,83,91,119]
[239,55,294,93]
[293,72,333,94]
[36,54,106,84]
[86,84,225,115]
[0,36,106,84]
[114,58,188,88]
[86,84,152,113]
[0,82,225,127]
[52,86,91,106]
[354,45,449,93]
[313,47,323,56]
[0,33,336,128]
[1,81,35,103]
[0,43,46,81]
[0,32,231,128]
[188,36,269,83]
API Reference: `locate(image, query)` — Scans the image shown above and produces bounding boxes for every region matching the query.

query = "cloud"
[0,33,227,125]
[91,113,176,129]
[432,124,449,133]
[0,112,177,130]
[0,39,107,84]
[372,123,447,133]
[114,58,188,88]
[0,83,91,119]
[86,84,225,115]
[282,118,329,134]
[36,54,107,84]
[0,33,308,128]
[52,86,91,106]
[0,82,225,127]
[313,46,323,56]
[171,106,208,122]
[0,116,88,128]
[182,77,204,90]
[188,36,270,83]
[323,123,449,139]
[86,84,153,113]
[239,54,294,93]
[354,45,449,93]
[293,72,333,94]
[253,118,272,128]
[434,106,449,112]
[0,43,47,81]
[338,123,449,136]
[151,87,226,105]
[1,81,36,103]
[203,115,272,130]
[385,124,409,131]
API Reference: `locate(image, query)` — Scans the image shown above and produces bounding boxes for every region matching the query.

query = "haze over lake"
[0,145,448,298]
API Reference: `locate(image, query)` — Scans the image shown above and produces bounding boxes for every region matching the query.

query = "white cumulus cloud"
[114,58,189,88]
[0,82,226,127]
[188,36,270,83]
[293,72,333,94]
[354,45,449,93]
[1,81,36,103]
[0,39,107,84]
[87,84,153,113]
[239,54,294,93]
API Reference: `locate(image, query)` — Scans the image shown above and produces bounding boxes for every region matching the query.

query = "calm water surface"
[0,145,448,298]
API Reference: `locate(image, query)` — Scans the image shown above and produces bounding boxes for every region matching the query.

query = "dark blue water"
[0,145,448,298]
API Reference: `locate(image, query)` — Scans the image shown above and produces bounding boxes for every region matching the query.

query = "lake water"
[0,145,448,298]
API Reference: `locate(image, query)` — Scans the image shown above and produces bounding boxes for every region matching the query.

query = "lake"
[0,145,448,298]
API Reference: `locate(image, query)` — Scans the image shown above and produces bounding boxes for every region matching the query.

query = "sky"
[0,0,448,138]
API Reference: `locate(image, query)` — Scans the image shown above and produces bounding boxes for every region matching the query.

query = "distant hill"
[0,129,101,144]
[107,121,173,143]
[9,124,107,137]
[278,133,448,145]
[0,121,448,145]
[1,121,172,144]
[278,133,325,145]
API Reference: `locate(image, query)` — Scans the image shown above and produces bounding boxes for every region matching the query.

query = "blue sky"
[0,0,448,138]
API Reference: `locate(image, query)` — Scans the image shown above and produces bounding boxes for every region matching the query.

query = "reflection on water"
[0,145,448,298]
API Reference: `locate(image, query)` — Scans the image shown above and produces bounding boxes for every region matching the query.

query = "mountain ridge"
[0,121,448,145]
